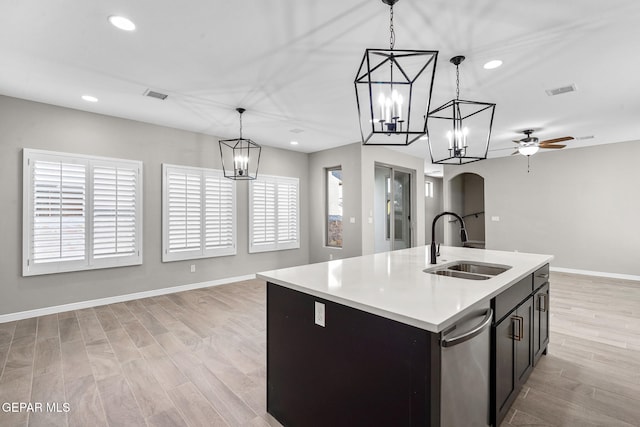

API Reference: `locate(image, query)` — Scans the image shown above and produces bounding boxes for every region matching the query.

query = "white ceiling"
[2,0,639,172]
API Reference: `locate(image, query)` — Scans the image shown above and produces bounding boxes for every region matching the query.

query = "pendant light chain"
[239,110,243,139]
[389,3,395,50]
[455,63,460,100]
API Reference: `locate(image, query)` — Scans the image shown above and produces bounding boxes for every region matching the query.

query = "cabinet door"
[493,314,517,425]
[533,283,550,364]
[515,297,534,385]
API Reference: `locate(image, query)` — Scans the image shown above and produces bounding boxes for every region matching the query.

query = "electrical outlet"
[491,216,500,222]
[314,302,325,327]
[329,253,333,260]
[190,264,196,273]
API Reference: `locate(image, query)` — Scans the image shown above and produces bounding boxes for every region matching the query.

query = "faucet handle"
[436,243,441,257]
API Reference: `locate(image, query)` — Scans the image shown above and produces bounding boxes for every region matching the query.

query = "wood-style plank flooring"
[501,272,640,427]
[0,272,639,426]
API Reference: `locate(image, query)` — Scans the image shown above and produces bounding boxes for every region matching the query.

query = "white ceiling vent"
[545,84,577,96]
[143,89,168,100]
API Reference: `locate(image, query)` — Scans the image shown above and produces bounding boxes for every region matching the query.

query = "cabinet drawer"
[493,276,532,322]
[533,264,550,291]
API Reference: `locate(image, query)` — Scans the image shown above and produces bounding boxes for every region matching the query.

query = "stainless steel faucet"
[430,212,468,264]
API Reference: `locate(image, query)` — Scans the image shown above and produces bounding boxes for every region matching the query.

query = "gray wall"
[424,176,444,244]
[443,141,640,276]
[309,143,426,261]
[308,143,362,263]
[0,95,309,315]
[361,146,425,255]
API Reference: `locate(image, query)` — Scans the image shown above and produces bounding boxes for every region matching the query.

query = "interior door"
[392,170,411,250]
[374,165,412,253]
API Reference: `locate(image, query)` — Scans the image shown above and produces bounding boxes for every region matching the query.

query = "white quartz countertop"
[257,246,553,333]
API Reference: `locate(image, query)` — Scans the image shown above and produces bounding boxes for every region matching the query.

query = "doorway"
[374,164,412,253]
[448,173,485,248]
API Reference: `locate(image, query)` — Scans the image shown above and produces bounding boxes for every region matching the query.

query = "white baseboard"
[0,274,257,324]
[550,266,640,282]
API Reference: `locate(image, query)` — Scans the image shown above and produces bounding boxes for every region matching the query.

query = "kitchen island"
[258,246,553,427]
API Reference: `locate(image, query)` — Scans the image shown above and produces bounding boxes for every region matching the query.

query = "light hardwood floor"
[0,272,639,426]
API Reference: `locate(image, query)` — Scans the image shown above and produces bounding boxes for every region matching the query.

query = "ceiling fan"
[511,129,574,156]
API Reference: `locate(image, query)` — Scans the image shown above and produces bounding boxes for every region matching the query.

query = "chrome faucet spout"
[430,212,468,264]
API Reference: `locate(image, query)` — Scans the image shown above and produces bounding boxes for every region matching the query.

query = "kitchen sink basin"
[430,269,490,280]
[447,262,511,276]
[424,261,511,281]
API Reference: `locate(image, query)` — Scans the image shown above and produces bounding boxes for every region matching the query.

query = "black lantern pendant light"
[219,108,261,180]
[427,56,496,165]
[354,0,438,146]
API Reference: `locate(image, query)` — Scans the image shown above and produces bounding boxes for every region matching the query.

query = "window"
[162,164,236,261]
[23,149,143,276]
[326,167,343,248]
[249,175,299,253]
[425,180,433,198]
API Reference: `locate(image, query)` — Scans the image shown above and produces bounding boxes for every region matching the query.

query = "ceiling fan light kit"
[510,129,575,172]
[219,108,262,180]
[427,55,496,165]
[354,0,438,146]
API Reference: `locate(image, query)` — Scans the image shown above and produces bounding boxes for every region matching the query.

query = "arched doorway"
[447,172,485,248]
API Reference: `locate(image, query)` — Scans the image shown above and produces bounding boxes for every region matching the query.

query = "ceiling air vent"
[545,84,577,96]
[143,89,168,100]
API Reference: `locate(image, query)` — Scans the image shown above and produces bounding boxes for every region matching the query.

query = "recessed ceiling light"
[290,141,299,146]
[81,95,98,103]
[108,15,136,31]
[483,60,503,70]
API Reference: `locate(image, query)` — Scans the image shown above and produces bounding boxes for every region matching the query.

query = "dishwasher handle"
[441,308,493,348]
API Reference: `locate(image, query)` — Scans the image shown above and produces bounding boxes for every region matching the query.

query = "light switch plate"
[350,217,356,224]
[491,216,500,222]
[314,302,325,327]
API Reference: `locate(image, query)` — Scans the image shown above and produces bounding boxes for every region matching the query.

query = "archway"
[447,172,485,248]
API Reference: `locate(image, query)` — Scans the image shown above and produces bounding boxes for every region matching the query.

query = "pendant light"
[354,0,438,146]
[427,56,496,165]
[219,108,261,180]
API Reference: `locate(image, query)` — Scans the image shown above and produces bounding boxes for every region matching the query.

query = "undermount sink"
[430,269,489,280]
[424,261,512,280]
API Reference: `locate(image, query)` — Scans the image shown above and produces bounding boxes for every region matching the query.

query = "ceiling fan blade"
[539,144,566,149]
[510,150,520,156]
[512,140,523,144]
[539,136,574,144]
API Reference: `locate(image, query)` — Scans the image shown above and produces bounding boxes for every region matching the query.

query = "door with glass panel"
[374,164,412,253]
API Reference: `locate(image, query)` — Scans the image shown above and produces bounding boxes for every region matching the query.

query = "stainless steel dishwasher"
[440,305,493,427]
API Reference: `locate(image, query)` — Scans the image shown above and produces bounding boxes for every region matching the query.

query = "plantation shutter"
[31,159,86,264]
[249,175,299,253]
[162,165,236,261]
[250,179,277,251]
[166,169,202,255]
[204,172,236,255]
[24,149,143,276]
[277,179,299,246]
[93,164,139,259]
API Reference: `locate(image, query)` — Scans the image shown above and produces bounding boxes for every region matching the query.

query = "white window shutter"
[250,175,299,253]
[277,180,299,246]
[93,165,138,259]
[23,149,143,276]
[162,165,236,261]
[31,159,86,264]
[166,170,201,254]
[204,172,236,255]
